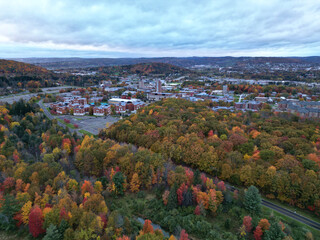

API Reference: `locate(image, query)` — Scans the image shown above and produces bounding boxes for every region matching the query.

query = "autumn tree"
[130,173,141,193]
[29,206,45,237]
[243,215,252,232]
[258,219,270,231]
[179,229,189,240]
[142,219,154,234]
[253,226,263,240]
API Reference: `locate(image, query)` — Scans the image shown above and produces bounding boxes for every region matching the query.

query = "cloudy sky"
[1,0,320,58]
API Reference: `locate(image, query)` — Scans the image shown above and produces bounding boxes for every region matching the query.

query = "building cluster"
[50,90,146,116]
[277,100,320,118]
[235,101,262,111]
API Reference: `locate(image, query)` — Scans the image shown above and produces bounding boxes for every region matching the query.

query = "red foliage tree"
[81,180,94,195]
[99,213,107,228]
[60,207,68,220]
[142,219,154,234]
[243,215,252,232]
[254,226,263,240]
[217,181,226,191]
[3,177,15,192]
[177,183,188,206]
[208,130,214,137]
[194,205,201,215]
[179,229,189,240]
[28,206,45,237]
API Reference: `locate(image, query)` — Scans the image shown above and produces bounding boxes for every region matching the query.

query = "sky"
[0,0,320,58]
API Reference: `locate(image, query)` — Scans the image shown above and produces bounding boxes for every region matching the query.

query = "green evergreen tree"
[193,169,202,185]
[113,172,125,196]
[167,185,178,210]
[264,222,285,240]
[244,186,261,215]
[43,224,62,240]
[0,194,21,231]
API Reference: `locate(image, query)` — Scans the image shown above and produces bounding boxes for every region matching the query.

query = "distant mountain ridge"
[11,56,320,69]
[0,59,50,75]
[95,62,191,75]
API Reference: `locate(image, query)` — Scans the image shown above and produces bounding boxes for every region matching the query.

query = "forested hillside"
[104,98,320,215]
[0,60,57,91]
[95,62,191,76]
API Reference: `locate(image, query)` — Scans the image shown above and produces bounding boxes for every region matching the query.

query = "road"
[38,100,81,135]
[226,185,320,230]
[262,199,320,230]
[0,86,75,104]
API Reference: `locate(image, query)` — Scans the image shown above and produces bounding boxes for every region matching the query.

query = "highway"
[227,185,320,230]
[0,86,75,104]
[262,199,320,230]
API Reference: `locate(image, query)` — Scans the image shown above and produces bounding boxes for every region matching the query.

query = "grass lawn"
[57,118,75,129]
[79,129,96,137]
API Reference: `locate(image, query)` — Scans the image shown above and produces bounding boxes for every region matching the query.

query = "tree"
[0,194,21,230]
[243,215,252,232]
[244,186,261,214]
[130,173,141,193]
[194,205,201,215]
[29,206,45,237]
[81,180,93,195]
[142,219,154,234]
[253,226,263,240]
[263,222,285,240]
[113,172,125,196]
[43,224,62,240]
[180,229,189,240]
[21,201,32,224]
[258,219,270,231]
[167,185,178,210]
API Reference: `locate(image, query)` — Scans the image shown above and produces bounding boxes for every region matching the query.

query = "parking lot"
[58,115,120,135]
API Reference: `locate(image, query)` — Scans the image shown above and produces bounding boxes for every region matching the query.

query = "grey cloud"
[0,0,319,57]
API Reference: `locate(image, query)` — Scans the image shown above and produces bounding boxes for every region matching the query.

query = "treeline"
[104,98,320,215]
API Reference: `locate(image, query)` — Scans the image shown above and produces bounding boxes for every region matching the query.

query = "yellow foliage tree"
[21,201,32,224]
[130,173,141,193]
[94,181,103,193]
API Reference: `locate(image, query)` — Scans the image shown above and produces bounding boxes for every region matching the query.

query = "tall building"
[138,80,145,89]
[223,85,228,95]
[156,79,162,93]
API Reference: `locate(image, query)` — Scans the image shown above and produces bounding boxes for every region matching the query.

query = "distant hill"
[0,59,49,75]
[0,59,58,91]
[96,62,191,75]
[13,56,320,69]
